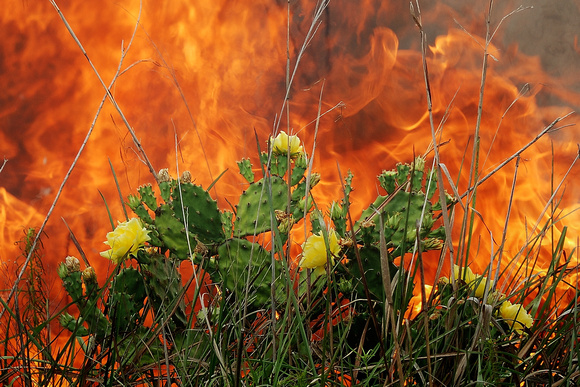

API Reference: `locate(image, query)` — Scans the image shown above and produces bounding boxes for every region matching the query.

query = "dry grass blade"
[413,0,456,289]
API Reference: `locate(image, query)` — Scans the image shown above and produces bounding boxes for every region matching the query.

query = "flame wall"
[1,1,580,314]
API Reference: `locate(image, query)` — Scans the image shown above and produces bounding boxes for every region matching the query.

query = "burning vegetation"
[1,0,580,385]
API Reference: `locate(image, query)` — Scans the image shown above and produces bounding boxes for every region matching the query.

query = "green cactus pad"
[217,238,285,309]
[154,204,196,260]
[291,155,308,186]
[138,184,158,211]
[142,253,188,331]
[356,190,439,257]
[234,176,289,237]
[109,268,147,331]
[270,153,289,177]
[171,183,225,245]
[221,210,234,238]
[59,313,90,337]
[396,163,410,186]
[158,180,175,203]
[237,158,255,184]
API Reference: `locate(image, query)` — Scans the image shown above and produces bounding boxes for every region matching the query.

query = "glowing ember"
[1,0,579,351]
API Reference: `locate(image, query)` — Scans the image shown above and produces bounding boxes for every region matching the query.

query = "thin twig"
[274,0,331,136]
[2,1,144,321]
[50,0,158,182]
[499,147,580,296]
[378,213,405,386]
[411,0,455,290]
[0,158,7,174]
[491,156,520,294]
[459,112,575,200]
[460,0,494,278]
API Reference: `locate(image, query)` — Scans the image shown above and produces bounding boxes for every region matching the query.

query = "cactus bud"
[279,215,295,234]
[421,214,435,231]
[158,168,171,183]
[445,191,456,204]
[275,210,294,233]
[412,156,425,172]
[396,163,411,185]
[59,312,89,336]
[197,307,209,322]
[180,171,192,183]
[295,152,308,169]
[423,238,444,251]
[82,267,97,285]
[378,170,397,193]
[65,256,80,273]
[487,290,505,304]
[309,172,321,188]
[360,219,375,229]
[237,158,255,183]
[338,278,353,294]
[385,213,401,230]
[59,312,75,329]
[339,237,353,248]
[298,197,313,213]
[127,194,141,210]
[329,201,342,220]
[57,262,69,279]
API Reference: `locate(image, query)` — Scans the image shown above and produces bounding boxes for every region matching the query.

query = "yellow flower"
[453,264,476,283]
[444,265,491,298]
[271,131,303,157]
[299,229,340,275]
[472,275,490,298]
[499,300,533,334]
[100,218,150,264]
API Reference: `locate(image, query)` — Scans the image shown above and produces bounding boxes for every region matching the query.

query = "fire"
[1,0,579,374]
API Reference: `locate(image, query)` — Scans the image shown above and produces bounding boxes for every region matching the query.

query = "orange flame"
[1,0,580,373]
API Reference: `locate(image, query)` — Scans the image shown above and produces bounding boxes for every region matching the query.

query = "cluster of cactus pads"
[58,136,448,368]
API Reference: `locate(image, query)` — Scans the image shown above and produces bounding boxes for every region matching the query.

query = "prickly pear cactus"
[142,252,188,332]
[58,260,110,341]
[355,157,444,257]
[217,238,285,309]
[237,158,254,183]
[171,183,225,246]
[330,170,354,237]
[234,176,289,237]
[126,173,225,260]
[345,246,398,302]
[109,267,147,332]
[154,204,196,260]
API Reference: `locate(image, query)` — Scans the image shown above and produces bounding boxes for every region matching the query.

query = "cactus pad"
[234,176,289,237]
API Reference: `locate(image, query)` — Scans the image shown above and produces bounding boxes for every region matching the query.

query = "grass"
[1,1,579,386]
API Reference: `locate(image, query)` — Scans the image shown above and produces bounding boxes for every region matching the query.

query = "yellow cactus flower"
[100,218,150,264]
[499,300,533,334]
[299,229,340,275]
[453,264,476,283]
[442,265,491,298]
[271,131,303,157]
[472,275,490,298]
